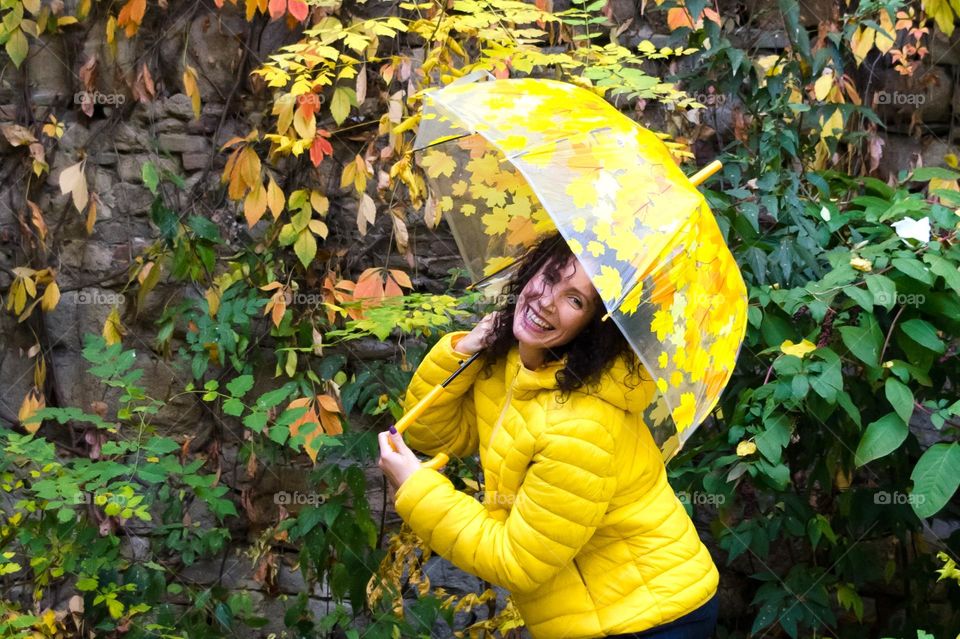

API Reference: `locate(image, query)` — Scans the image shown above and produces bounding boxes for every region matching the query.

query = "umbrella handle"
[389,352,481,471]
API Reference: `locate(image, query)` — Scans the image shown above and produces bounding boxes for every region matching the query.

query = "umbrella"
[394,76,748,466]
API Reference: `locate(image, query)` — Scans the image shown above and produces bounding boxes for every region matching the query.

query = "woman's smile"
[512,257,598,369]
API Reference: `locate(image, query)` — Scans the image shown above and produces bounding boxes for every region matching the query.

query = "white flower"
[892,216,931,244]
[820,206,831,222]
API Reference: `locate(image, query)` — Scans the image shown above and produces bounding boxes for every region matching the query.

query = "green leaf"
[294,230,317,268]
[5,28,28,67]
[843,285,873,312]
[755,414,792,463]
[243,411,268,433]
[330,86,353,125]
[924,254,960,296]
[223,398,245,416]
[142,162,160,194]
[76,576,99,591]
[891,257,933,285]
[865,274,896,311]
[187,215,222,243]
[226,374,254,398]
[884,377,914,424]
[855,412,908,467]
[268,424,289,445]
[910,442,960,518]
[910,167,960,181]
[900,318,945,354]
[839,314,882,368]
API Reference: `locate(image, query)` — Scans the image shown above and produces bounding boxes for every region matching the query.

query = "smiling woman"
[377,232,721,639]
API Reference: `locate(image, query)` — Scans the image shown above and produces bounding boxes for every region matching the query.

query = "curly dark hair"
[479,232,643,396]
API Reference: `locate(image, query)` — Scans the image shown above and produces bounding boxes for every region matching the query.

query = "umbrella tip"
[688,160,723,187]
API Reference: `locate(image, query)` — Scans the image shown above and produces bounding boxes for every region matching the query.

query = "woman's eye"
[570,297,583,309]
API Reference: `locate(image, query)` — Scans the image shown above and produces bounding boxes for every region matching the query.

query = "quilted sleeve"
[394,417,617,594]
[401,331,481,459]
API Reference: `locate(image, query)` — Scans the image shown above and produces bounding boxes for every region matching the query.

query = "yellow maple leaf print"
[672,392,697,431]
[421,151,457,178]
[593,265,623,302]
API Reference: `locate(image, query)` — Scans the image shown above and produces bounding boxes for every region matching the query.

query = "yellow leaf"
[922,0,956,36]
[850,27,875,66]
[273,94,294,134]
[244,181,268,227]
[103,307,125,345]
[736,440,757,456]
[293,102,316,139]
[814,71,834,101]
[182,65,202,120]
[239,147,261,190]
[310,190,328,215]
[267,177,285,219]
[780,338,817,358]
[875,10,895,54]
[850,256,873,272]
[41,281,60,312]
[58,160,88,213]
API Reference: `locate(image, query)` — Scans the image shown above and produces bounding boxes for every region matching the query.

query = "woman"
[378,233,720,638]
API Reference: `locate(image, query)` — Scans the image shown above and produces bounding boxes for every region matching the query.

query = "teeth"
[526,307,553,330]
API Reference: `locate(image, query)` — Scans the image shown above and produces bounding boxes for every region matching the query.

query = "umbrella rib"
[411,132,474,153]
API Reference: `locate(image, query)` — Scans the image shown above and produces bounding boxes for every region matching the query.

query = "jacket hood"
[505,347,654,414]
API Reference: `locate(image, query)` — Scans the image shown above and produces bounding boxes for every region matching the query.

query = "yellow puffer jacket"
[394,332,719,639]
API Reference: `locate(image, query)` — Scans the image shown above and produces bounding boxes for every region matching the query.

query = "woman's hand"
[378,427,422,492]
[455,312,499,355]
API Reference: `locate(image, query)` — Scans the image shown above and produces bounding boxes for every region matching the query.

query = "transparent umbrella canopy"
[405,76,748,462]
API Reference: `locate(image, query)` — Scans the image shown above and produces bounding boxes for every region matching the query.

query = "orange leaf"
[270,293,286,328]
[287,397,321,462]
[19,388,45,434]
[387,269,413,290]
[667,7,697,29]
[183,65,202,119]
[244,181,268,227]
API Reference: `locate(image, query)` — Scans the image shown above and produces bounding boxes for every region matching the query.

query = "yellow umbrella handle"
[689,160,722,187]
[388,352,481,471]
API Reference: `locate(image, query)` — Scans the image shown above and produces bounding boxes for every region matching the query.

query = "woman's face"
[512,256,599,366]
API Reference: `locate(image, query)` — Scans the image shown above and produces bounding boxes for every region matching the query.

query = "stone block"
[26,35,72,105]
[118,154,180,184]
[158,133,212,154]
[873,66,954,125]
[110,183,154,215]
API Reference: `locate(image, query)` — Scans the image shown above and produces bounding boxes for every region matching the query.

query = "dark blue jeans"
[605,593,719,638]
